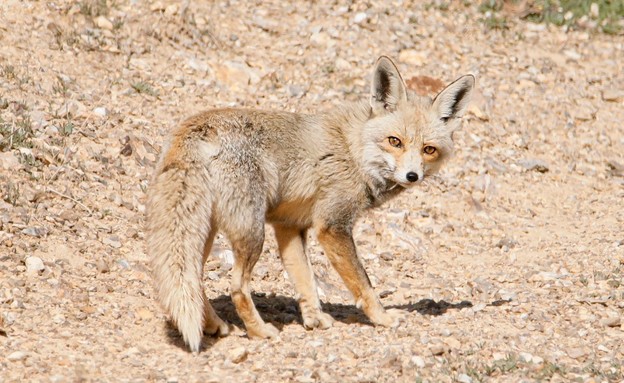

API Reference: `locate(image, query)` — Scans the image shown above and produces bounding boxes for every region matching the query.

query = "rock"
[164,4,178,16]
[94,16,114,31]
[532,355,544,364]
[602,89,624,102]
[563,49,581,61]
[214,248,234,270]
[519,159,549,173]
[22,227,47,237]
[30,110,48,129]
[136,308,153,321]
[457,373,472,383]
[0,151,22,171]
[520,352,537,363]
[286,84,305,98]
[7,351,27,361]
[607,160,624,177]
[466,89,490,121]
[411,356,425,368]
[229,347,248,363]
[590,3,599,18]
[216,61,260,91]
[566,348,586,359]
[96,259,110,273]
[472,303,486,312]
[406,75,445,96]
[443,337,461,349]
[495,237,518,249]
[573,103,596,121]
[398,49,426,67]
[93,107,108,118]
[353,12,367,24]
[187,57,209,72]
[103,236,122,249]
[57,100,86,118]
[335,58,351,71]
[310,31,330,46]
[117,259,130,269]
[25,256,45,273]
[429,343,448,356]
[379,352,400,369]
[53,314,66,324]
[600,316,620,328]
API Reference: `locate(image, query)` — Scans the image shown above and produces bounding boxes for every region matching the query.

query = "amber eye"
[423,146,437,155]
[388,136,402,148]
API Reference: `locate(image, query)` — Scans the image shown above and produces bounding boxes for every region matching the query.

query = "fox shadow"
[165,293,488,351]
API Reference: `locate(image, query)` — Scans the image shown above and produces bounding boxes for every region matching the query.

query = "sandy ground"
[1,1,623,382]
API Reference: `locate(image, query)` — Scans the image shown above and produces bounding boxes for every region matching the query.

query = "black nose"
[406,172,419,182]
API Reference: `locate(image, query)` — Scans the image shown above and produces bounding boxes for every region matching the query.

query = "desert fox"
[146,56,474,352]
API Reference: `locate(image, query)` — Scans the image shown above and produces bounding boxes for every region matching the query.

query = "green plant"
[479,0,624,34]
[79,0,110,17]
[2,181,20,206]
[0,116,33,151]
[131,81,157,96]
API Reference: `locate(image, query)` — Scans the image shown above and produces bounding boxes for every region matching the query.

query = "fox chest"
[265,197,315,228]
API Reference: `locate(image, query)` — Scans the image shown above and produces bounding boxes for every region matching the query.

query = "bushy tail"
[146,167,212,352]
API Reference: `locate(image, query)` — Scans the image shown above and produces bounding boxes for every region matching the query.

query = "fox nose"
[406,172,419,182]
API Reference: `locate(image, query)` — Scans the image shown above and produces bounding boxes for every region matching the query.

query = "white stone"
[94,16,114,31]
[411,355,425,368]
[25,256,45,273]
[353,12,367,24]
[93,107,108,117]
[7,351,27,361]
[0,151,22,171]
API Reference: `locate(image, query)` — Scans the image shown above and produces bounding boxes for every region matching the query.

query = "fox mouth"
[387,181,411,191]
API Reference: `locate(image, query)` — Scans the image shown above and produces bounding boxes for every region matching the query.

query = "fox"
[146,56,474,352]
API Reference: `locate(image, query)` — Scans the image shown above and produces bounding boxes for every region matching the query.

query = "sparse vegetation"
[79,0,112,17]
[2,180,20,206]
[0,115,33,151]
[528,0,624,34]
[131,81,157,96]
[0,0,622,381]
[479,0,624,34]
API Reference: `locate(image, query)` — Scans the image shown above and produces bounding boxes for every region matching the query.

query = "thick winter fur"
[146,56,475,352]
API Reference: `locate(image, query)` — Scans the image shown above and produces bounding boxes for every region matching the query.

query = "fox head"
[361,56,474,189]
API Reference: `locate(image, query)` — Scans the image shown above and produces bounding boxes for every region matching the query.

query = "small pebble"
[229,347,248,364]
[7,351,27,361]
[25,256,45,273]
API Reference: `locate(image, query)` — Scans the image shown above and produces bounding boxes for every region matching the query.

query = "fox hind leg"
[201,228,229,337]
[226,221,279,339]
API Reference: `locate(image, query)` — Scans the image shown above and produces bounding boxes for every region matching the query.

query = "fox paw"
[302,310,334,330]
[204,318,230,337]
[247,322,280,339]
[370,308,404,328]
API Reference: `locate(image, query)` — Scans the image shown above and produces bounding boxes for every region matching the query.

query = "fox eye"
[423,146,437,155]
[388,136,402,148]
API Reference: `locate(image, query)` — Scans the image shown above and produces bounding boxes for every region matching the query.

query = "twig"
[47,188,92,215]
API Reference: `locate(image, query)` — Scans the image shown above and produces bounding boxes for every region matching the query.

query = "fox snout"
[406,172,419,182]
[390,147,426,186]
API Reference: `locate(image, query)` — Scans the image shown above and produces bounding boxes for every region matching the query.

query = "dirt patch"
[1,1,623,382]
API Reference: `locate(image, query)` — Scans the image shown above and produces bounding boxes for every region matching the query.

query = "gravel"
[0,1,623,382]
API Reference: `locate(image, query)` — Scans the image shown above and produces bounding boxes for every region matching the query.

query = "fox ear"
[370,56,407,113]
[432,75,475,123]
